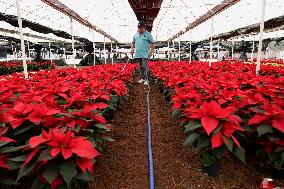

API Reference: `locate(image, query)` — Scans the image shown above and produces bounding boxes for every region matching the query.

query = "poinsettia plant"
[150,61,284,172]
[0,63,136,188]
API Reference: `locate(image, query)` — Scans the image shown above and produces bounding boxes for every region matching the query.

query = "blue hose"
[147,89,154,189]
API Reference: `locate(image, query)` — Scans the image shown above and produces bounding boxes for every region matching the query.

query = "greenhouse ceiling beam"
[167,0,240,42]
[41,0,118,43]
[0,27,71,43]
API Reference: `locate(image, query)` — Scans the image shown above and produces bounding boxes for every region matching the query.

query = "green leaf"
[183,133,199,147]
[172,109,179,117]
[213,125,223,135]
[31,178,48,189]
[233,146,246,164]
[257,124,273,137]
[103,136,115,142]
[10,155,27,162]
[281,152,284,160]
[0,145,28,153]
[197,135,210,150]
[0,141,9,147]
[60,163,77,187]
[222,136,234,152]
[13,125,33,136]
[213,146,225,160]
[37,149,53,161]
[184,120,202,132]
[0,178,18,185]
[43,164,59,184]
[95,123,108,130]
[16,163,37,182]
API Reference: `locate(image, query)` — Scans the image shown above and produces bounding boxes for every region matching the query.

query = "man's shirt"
[132,31,154,59]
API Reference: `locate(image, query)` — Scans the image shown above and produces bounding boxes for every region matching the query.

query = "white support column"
[167,41,170,61]
[16,0,28,79]
[92,30,96,66]
[27,36,30,61]
[217,40,220,60]
[70,17,76,68]
[111,41,113,64]
[251,40,255,61]
[209,18,213,66]
[104,36,106,64]
[178,36,181,62]
[49,41,53,62]
[232,40,234,60]
[256,0,266,74]
[172,41,175,58]
[189,30,192,63]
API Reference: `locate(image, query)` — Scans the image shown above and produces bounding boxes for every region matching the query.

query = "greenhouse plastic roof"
[0,0,283,43]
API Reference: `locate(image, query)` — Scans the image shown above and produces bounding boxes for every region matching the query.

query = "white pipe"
[16,0,28,79]
[70,17,76,68]
[217,40,220,60]
[189,30,192,63]
[104,36,106,64]
[172,41,175,58]
[167,41,170,61]
[92,30,96,66]
[111,41,113,64]
[232,40,234,59]
[256,0,266,74]
[209,18,213,66]
[49,41,53,62]
[251,40,255,61]
[178,36,181,62]
[27,36,30,60]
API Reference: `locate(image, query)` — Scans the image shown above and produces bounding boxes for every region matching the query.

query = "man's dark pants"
[137,58,149,81]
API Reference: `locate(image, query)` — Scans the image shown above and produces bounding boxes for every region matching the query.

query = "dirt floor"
[88,79,284,189]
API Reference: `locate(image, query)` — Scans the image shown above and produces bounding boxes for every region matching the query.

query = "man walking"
[130,21,155,85]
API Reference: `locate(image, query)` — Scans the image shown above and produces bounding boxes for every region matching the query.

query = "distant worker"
[130,21,155,86]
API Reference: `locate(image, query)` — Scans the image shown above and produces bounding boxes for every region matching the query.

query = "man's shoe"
[144,81,149,85]
[138,79,145,84]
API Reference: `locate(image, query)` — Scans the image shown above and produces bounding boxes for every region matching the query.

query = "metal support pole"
[16,0,28,79]
[49,41,53,62]
[104,36,106,64]
[217,40,220,60]
[251,40,255,61]
[92,30,96,66]
[189,30,192,63]
[167,41,170,61]
[27,36,30,61]
[70,17,76,68]
[178,36,181,62]
[209,18,213,66]
[172,41,175,58]
[111,41,113,64]
[232,40,234,60]
[256,0,266,74]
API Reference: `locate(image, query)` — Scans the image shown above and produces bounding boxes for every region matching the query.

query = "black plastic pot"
[270,168,284,180]
[201,162,220,177]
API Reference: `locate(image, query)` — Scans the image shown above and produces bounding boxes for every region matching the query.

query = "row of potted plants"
[0,61,56,76]
[150,61,284,177]
[0,64,136,188]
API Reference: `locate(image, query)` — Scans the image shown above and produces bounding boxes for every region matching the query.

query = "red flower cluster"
[0,61,55,75]
[150,61,284,166]
[0,63,136,188]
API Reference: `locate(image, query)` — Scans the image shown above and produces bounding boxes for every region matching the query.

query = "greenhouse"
[0,0,284,188]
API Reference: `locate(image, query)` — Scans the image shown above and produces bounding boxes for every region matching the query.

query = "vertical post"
[256,0,266,74]
[178,36,181,62]
[70,17,76,68]
[49,41,53,62]
[92,30,96,66]
[232,40,234,60]
[27,36,30,61]
[189,30,192,63]
[251,39,255,61]
[104,36,106,64]
[111,41,113,64]
[16,0,28,79]
[217,40,220,60]
[167,41,170,61]
[172,41,175,58]
[209,18,213,66]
